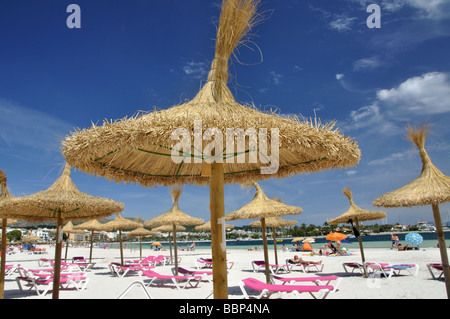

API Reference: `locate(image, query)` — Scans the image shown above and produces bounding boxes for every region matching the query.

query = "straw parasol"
[0,163,124,299]
[102,213,142,265]
[61,0,360,298]
[152,224,186,263]
[328,188,386,276]
[195,220,234,231]
[22,234,42,243]
[127,227,155,259]
[73,219,106,263]
[250,215,297,265]
[226,181,302,283]
[0,168,16,299]
[144,188,203,275]
[373,124,450,298]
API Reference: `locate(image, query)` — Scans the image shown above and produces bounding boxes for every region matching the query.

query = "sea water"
[107,231,450,251]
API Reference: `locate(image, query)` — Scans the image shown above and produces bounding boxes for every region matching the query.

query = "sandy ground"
[2,244,448,300]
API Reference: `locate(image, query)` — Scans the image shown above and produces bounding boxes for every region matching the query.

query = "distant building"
[418,221,436,231]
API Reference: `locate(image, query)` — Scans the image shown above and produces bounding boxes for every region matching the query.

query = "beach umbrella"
[144,188,203,275]
[405,232,423,247]
[291,237,305,242]
[102,213,142,265]
[373,124,450,298]
[22,234,42,243]
[0,163,124,299]
[0,169,19,299]
[73,219,106,263]
[63,221,85,261]
[195,220,234,231]
[328,188,386,276]
[152,224,186,263]
[302,237,315,243]
[250,215,297,265]
[61,0,360,298]
[127,227,155,260]
[325,232,347,241]
[226,181,302,283]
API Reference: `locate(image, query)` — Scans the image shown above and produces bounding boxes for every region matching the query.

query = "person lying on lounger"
[288,255,318,264]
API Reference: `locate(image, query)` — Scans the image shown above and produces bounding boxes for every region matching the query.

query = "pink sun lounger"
[270,274,342,290]
[16,274,90,296]
[139,269,202,290]
[364,262,419,278]
[251,260,291,274]
[239,277,334,299]
[427,263,444,279]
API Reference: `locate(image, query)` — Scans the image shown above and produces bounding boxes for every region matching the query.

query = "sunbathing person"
[288,255,318,265]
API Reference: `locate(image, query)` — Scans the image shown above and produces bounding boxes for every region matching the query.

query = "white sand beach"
[2,244,447,300]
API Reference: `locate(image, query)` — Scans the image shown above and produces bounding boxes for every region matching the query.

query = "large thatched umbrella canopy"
[373,124,450,298]
[250,215,297,265]
[328,188,386,276]
[73,219,106,263]
[144,188,203,274]
[102,213,142,265]
[226,181,302,283]
[127,227,155,260]
[61,0,360,298]
[0,163,124,299]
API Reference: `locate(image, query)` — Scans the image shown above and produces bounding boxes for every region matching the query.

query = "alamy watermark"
[366,4,381,29]
[170,120,280,175]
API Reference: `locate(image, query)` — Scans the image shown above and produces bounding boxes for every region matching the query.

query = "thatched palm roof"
[373,124,450,207]
[329,188,386,224]
[144,188,204,227]
[61,1,360,188]
[0,164,124,221]
[226,181,302,221]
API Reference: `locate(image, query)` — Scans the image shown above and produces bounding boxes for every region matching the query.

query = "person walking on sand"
[391,233,396,249]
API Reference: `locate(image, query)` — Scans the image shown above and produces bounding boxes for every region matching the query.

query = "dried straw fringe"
[62,0,360,188]
[373,123,450,207]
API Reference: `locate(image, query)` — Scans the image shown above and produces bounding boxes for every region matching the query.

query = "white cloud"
[182,61,208,80]
[353,56,384,71]
[0,98,73,158]
[343,71,450,136]
[345,170,357,176]
[269,71,283,85]
[346,104,398,134]
[329,15,358,32]
[377,72,450,115]
[336,74,344,80]
[367,150,413,166]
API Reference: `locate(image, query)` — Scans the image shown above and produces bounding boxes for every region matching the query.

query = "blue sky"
[1,0,450,227]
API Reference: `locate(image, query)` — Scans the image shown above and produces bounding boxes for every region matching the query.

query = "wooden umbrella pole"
[168,232,173,264]
[272,226,278,266]
[173,224,178,275]
[53,212,63,299]
[355,219,368,277]
[432,204,450,299]
[119,229,123,265]
[210,162,228,299]
[0,219,7,299]
[89,230,94,263]
[64,237,69,261]
[139,237,142,260]
[261,218,271,284]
